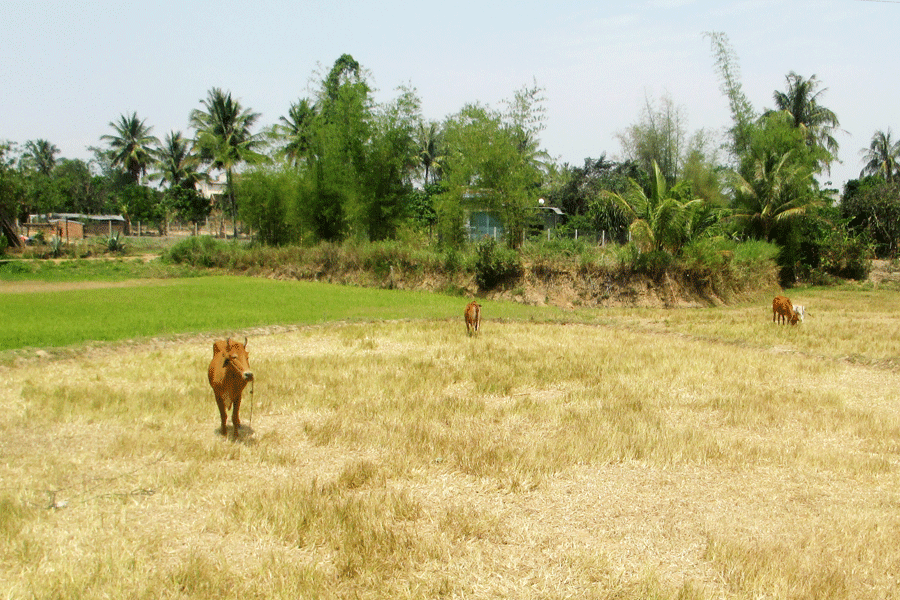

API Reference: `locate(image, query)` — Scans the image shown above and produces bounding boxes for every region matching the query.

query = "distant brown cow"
[207,337,254,436]
[464,301,482,335]
[772,295,800,326]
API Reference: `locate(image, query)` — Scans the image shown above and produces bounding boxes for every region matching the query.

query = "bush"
[106,232,126,253]
[818,228,873,280]
[49,235,63,258]
[474,237,522,290]
[631,248,674,278]
[164,236,235,268]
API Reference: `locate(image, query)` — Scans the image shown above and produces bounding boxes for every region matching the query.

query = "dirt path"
[0,278,171,294]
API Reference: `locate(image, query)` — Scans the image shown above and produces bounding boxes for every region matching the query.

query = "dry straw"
[2,293,900,598]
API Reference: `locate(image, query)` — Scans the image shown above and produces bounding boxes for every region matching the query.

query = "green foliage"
[164,235,236,268]
[473,237,522,290]
[705,31,756,157]
[237,167,301,246]
[603,161,708,255]
[616,93,687,186]
[281,56,420,244]
[105,232,126,253]
[730,130,821,242]
[816,225,874,280]
[860,129,900,182]
[100,112,159,184]
[118,183,164,232]
[190,87,265,237]
[48,234,63,258]
[770,71,840,169]
[167,185,211,228]
[631,248,675,277]
[841,178,900,257]
[441,84,548,249]
[405,182,441,232]
[49,159,112,214]
[0,141,25,248]
[434,188,466,249]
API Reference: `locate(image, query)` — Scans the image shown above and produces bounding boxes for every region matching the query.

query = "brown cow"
[464,301,482,335]
[772,295,800,326]
[207,337,254,436]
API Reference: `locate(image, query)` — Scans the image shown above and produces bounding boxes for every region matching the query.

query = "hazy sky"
[1,0,896,190]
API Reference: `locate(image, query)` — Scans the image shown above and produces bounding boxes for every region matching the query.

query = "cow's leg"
[216,397,228,436]
[232,397,242,435]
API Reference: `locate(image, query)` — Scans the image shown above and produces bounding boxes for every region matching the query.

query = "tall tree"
[416,121,444,185]
[151,131,209,232]
[277,98,317,166]
[771,72,840,169]
[860,129,900,183]
[617,93,688,187]
[0,141,25,247]
[151,131,205,191]
[23,139,59,176]
[101,112,159,184]
[730,149,818,242]
[440,84,548,249]
[190,88,264,237]
[705,31,756,158]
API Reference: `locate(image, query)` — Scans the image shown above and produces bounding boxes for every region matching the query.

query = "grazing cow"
[793,305,806,322]
[464,301,482,335]
[772,295,800,326]
[207,337,254,436]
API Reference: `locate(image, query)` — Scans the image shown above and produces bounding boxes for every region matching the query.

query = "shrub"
[818,228,874,280]
[49,235,63,258]
[164,236,235,268]
[473,237,522,290]
[106,232,126,253]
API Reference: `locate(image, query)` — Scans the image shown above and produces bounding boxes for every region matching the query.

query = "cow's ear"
[244,337,248,348]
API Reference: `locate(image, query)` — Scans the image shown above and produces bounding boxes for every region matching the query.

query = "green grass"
[0,275,556,351]
[0,256,201,282]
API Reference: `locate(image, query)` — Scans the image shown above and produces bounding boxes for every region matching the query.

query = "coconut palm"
[772,72,840,162]
[731,149,818,241]
[860,129,900,183]
[151,131,205,190]
[602,161,704,254]
[277,98,317,166]
[416,121,445,185]
[101,112,159,184]
[190,88,264,236]
[23,139,60,176]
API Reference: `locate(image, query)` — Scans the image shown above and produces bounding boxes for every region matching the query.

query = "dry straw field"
[2,289,900,599]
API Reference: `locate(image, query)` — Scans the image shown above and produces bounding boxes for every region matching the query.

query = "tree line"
[2,36,899,282]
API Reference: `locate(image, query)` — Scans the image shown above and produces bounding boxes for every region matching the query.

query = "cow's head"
[223,337,254,382]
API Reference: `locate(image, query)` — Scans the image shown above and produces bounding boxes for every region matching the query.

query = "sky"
[1,0,897,191]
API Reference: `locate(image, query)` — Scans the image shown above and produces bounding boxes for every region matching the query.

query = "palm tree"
[101,112,159,184]
[860,129,900,183]
[772,72,840,164]
[602,161,704,254]
[151,131,205,190]
[731,150,818,241]
[23,139,60,176]
[278,98,317,166]
[416,121,445,185]
[189,88,264,237]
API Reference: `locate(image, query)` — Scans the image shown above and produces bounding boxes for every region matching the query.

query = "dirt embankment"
[264,259,781,310]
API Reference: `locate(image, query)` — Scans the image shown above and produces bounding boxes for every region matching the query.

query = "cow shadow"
[216,424,256,444]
